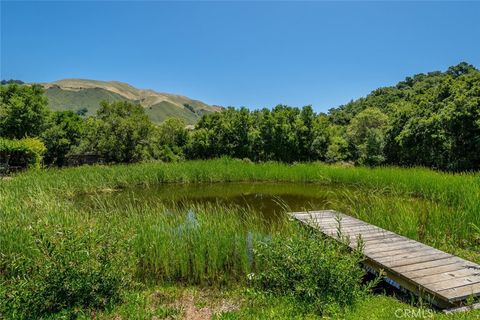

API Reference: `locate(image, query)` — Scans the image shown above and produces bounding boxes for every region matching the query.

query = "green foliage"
[74,101,156,163]
[0,224,134,320]
[152,117,189,161]
[252,227,366,313]
[0,137,46,168]
[335,62,480,170]
[41,111,84,166]
[0,83,50,138]
[157,118,189,147]
[347,108,389,165]
[325,135,349,163]
[76,107,88,116]
[183,62,480,171]
[188,106,325,162]
[3,63,479,171]
[2,160,480,317]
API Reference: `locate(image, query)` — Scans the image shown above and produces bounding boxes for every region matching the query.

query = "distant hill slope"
[40,79,222,124]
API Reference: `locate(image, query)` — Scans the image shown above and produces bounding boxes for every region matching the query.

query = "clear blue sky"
[1,1,479,112]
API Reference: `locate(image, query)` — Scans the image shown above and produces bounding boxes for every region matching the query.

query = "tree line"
[1,62,479,171]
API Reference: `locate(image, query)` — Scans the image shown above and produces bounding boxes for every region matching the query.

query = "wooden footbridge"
[291,210,480,311]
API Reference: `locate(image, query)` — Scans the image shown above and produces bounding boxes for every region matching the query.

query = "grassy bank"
[1,159,480,318]
[3,158,479,249]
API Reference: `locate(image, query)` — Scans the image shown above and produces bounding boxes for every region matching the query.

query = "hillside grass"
[146,101,199,124]
[42,79,219,124]
[45,87,126,115]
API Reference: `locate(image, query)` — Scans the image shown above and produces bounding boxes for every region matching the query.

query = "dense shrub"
[252,226,366,314]
[0,225,134,319]
[73,101,156,163]
[0,137,46,169]
[0,83,50,139]
[41,110,84,166]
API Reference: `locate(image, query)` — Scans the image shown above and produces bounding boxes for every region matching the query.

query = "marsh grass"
[1,159,480,317]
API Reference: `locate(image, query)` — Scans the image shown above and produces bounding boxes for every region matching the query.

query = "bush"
[0,225,134,319]
[73,101,156,163]
[0,83,50,139]
[252,227,366,314]
[41,110,84,166]
[0,137,46,169]
[155,145,183,162]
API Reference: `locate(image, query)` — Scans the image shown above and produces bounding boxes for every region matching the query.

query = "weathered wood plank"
[392,257,462,273]
[415,267,480,286]
[364,241,422,255]
[368,246,436,259]
[404,262,475,279]
[439,283,480,301]
[375,250,447,267]
[426,276,480,292]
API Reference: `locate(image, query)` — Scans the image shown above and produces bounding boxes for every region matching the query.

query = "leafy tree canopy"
[0,84,50,139]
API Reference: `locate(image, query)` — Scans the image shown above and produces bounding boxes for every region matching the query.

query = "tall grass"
[1,158,479,317]
[2,158,479,245]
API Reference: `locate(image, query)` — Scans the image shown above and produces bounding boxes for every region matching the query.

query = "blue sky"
[1,1,479,112]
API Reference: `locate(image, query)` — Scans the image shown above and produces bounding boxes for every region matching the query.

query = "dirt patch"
[151,288,241,320]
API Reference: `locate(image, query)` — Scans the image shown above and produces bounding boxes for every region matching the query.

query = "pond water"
[74,182,468,260]
[76,182,426,222]
[78,182,355,218]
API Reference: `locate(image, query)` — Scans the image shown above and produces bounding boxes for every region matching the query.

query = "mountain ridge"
[39,78,223,124]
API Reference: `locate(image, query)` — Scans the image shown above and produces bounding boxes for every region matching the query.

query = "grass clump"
[252,226,367,315]
[132,205,266,285]
[0,224,134,320]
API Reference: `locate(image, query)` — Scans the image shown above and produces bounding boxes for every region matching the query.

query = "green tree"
[0,84,50,138]
[75,101,155,163]
[157,118,189,147]
[41,111,84,166]
[186,128,212,159]
[154,117,189,162]
[347,108,389,165]
[295,106,316,161]
[310,115,330,160]
[325,135,349,163]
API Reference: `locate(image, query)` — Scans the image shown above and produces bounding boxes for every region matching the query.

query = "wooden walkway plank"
[376,252,450,268]
[364,242,424,255]
[291,210,480,308]
[369,246,438,260]
[439,283,480,301]
[416,268,480,286]
[392,257,462,273]
[404,263,477,279]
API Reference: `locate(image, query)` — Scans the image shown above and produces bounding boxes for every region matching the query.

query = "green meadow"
[1,159,480,319]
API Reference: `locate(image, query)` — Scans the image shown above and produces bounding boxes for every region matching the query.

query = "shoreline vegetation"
[1,159,480,319]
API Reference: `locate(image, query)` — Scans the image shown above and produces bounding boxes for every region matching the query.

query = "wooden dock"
[291,210,480,309]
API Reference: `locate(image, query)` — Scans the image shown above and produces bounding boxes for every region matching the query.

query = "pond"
[76,182,438,228]
[79,182,346,219]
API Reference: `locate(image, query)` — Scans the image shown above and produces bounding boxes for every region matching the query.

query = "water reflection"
[78,182,350,219]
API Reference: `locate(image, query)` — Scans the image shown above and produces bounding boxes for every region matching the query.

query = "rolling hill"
[40,79,223,124]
